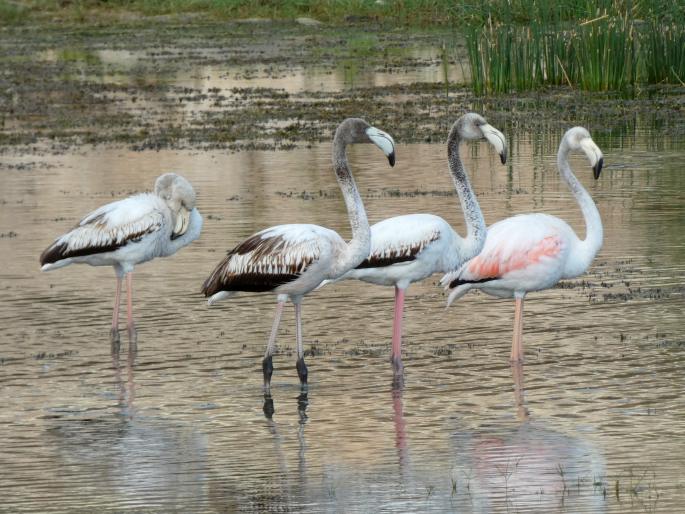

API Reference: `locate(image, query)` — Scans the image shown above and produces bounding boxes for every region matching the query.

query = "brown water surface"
[1,49,684,513]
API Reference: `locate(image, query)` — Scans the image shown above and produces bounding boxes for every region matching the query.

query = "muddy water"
[1,122,684,513]
[37,39,466,94]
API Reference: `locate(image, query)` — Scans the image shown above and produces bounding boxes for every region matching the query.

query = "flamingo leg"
[391,286,405,375]
[126,272,136,342]
[294,301,308,388]
[263,300,285,394]
[110,276,123,345]
[510,295,524,363]
[511,362,529,421]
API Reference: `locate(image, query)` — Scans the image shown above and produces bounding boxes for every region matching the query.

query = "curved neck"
[447,131,486,259]
[557,147,603,266]
[162,208,203,256]
[330,140,370,276]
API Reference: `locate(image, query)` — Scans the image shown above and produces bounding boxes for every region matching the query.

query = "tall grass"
[576,18,638,92]
[464,3,684,96]
[0,0,28,24]
[642,22,685,85]
[467,24,581,95]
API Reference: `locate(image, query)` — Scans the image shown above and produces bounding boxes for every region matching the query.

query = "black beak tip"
[388,152,396,167]
[500,152,507,165]
[593,157,603,180]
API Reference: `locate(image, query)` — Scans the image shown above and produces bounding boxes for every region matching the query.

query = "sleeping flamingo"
[40,173,203,342]
[331,113,506,374]
[441,127,604,362]
[202,118,396,393]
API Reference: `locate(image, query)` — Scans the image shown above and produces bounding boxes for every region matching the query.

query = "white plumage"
[204,224,346,306]
[202,118,397,393]
[40,173,202,342]
[441,127,604,362]
[341,213,454,288]
[42,194,166,272]
[329,113,507,374]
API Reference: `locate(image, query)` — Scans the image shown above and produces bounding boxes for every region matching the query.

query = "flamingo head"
[564,127,604,180]
[155,173,197,239]
[335,118,396,167]
[453,113,507,164]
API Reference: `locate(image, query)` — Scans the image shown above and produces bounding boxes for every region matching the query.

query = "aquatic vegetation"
[0,0,28,24]
[465,7,684,95]
[642,21,685,85]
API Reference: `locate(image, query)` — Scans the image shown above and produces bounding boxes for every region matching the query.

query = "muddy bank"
[1,20,683,154]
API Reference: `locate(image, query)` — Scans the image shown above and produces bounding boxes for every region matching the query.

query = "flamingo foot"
[127,321,137,344]
[392,372,405,390]
[263,393,275,419]
[296,357,308,389]
[391,354,404,375]
[128,335,138,360]
[297,391,308,423]
[262,355,274,393]
[110,328,121,357]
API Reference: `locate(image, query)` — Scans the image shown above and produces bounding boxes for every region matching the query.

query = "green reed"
[575,18,638,93]
[464,11,685,96]
[467,24,575,94]
[642,22,685,85]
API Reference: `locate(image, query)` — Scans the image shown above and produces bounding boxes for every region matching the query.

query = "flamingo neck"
[447,132,486,261]
[557,147,603,269]
[160,208,203,256]
[330,143,370,276]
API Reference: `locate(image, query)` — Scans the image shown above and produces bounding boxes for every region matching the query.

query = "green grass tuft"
[464,1,685,95]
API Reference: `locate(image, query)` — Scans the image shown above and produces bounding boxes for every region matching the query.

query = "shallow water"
[38,41,467,94]
[2,125,684,513]
[2,38,685,512]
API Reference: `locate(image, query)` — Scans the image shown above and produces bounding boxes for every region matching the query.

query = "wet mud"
[1,20,683,154]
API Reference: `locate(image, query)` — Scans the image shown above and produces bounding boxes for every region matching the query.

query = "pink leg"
[391,286,405,375]
[511,362,529,421]
[510,296,524,363]
[126,272,136,341]
[110,276,122,343]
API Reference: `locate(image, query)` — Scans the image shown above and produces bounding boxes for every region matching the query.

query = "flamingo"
[441,126,604,362]
[201,118,396,393]
[330,113,507,374]
[40,173,203,342]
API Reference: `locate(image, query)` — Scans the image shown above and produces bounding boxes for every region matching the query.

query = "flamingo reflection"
[449,363,606,512]
[45,343,208,510]
[392,383,409,472]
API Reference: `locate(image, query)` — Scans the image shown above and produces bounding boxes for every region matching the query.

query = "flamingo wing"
[40,194,165,266]
[202,224,330,295]
[442,214,567,289]
[357,214,443,269]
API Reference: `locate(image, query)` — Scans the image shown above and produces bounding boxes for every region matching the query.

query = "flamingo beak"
[481,124,507,164]
[366,127,396,167]
[172,207,191,240]
[580,137,604,180]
